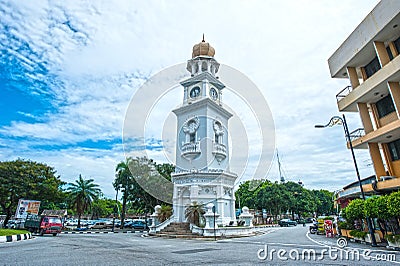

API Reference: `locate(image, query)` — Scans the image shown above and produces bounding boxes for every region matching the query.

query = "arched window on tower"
[213,121,223,144]
[190,133,196,143]
[183,117,200,144]
[202,61,208,72]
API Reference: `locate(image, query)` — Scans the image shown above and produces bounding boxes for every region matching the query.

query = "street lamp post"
[315,114,377,247]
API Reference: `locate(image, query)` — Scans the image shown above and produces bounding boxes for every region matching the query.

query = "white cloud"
[0,0,381,198]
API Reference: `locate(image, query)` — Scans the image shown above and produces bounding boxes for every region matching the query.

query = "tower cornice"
[172,97,233,119]
[180,72,225,90]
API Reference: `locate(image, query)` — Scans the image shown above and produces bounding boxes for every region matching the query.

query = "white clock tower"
[172,37,237,225]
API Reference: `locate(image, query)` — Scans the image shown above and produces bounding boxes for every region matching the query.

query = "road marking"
[306,231,400,264]
[218,239,322,248]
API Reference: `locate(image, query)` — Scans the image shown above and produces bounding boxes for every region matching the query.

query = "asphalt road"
[1,225,399,265]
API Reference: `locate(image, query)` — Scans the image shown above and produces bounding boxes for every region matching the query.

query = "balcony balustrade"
[336,85,352,102]
[349,128,365,142]
[181,141,201,160]
[213,143,227,162]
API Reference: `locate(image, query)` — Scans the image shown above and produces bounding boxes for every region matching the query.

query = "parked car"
[91,222,108,229]
[6,219,25,229]
[124,221,133,228]
[278,219,297,227]
[66,219,78,226]
[130,220,148,230]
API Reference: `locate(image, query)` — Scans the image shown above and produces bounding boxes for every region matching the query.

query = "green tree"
[185,201,205,227]
[114,157,175,228]
[294,189,315,219]
[282,182,305,219]
[91,198,120,219]
[114,158,133,228]
[158,205,173,223]
[364,195,390,219]
[311,189,334,216]
[344,199,365,222]
[0,159,65,226]
[254,181,290,220]
[67,174,101,228]
[235,180,265,210]
[235,179,334,222]
[387,191,400,218]
[155,163,174,182]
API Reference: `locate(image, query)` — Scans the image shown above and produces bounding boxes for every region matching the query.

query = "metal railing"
[349,128,365,141]
[336,85,352,102]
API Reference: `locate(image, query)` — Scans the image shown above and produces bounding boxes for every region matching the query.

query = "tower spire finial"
[202,33,205,42]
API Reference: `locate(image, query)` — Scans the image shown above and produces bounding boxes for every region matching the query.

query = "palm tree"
[114,158,133,229]
[185,201,205,227]
[67,174,101,228]
[158,205,173,223]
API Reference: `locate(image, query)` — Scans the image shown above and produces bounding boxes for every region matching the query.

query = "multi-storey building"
[328,0,400,198]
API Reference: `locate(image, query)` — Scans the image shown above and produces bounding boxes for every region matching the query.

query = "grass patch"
[0,229,30,236]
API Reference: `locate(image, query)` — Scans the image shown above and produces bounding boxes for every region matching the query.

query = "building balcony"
[212,143,227,162]
[181,141,201,160]
[336,54,400,112]
[350,119,400,149]
[349,128,365,142]
[362,176,400,194]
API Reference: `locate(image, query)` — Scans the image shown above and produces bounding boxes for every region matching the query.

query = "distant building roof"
[342,175,376,190]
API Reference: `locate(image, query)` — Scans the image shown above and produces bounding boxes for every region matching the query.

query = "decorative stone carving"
[204,203,219,229]
[239,206,254,227]
[150,205,161,227]
[224,187,232,196]
[198,186,216,195]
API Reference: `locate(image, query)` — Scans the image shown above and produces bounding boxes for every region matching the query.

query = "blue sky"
[0,0,380,198]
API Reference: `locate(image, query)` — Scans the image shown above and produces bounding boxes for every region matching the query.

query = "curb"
[62,230,146,234]
[0,233,32,243]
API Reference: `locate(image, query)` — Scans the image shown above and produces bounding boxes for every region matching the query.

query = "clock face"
[210,88,218,100]
[190,86,201,98]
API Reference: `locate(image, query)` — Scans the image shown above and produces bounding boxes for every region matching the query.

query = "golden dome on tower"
[192,34,215,58]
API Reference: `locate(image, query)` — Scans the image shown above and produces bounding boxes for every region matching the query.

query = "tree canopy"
[235,180,334,219]
[113,157,174,228]
[0,159,65,226]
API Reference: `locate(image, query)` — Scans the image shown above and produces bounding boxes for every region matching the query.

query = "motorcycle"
[309,223,318,234]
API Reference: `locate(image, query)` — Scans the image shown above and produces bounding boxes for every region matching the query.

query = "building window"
[376,95,395,118]
[387,46,394,60]
[364,56,381,78]
[394,37,400,56]
[388,139,400,161]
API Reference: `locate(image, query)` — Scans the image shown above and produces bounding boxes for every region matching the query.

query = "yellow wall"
[379,111,398,127]
[391,160,400,177]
